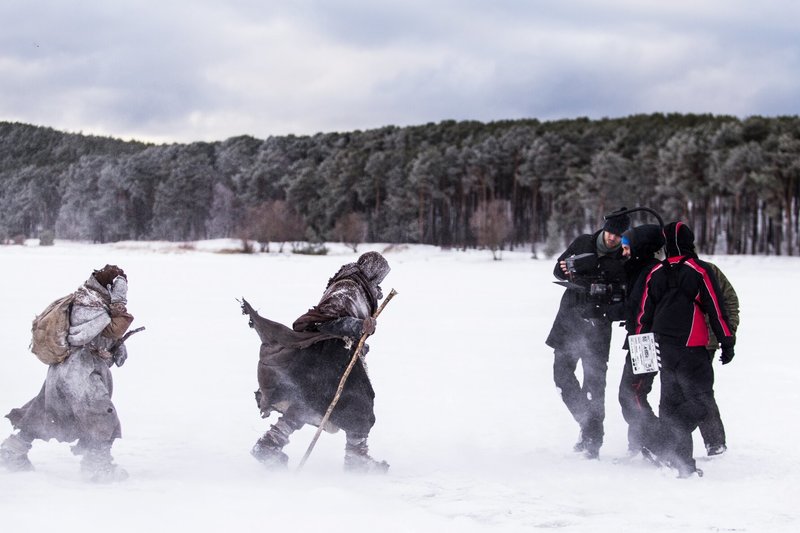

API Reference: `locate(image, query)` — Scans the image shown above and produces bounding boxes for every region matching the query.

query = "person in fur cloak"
[241,251,390,472]
[0,265,134,482]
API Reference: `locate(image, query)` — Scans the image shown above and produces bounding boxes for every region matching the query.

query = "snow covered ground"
[0,240,797,532]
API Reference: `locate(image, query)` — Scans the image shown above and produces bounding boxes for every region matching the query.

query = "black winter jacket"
[545,231,626,351]
[635,255,734,348]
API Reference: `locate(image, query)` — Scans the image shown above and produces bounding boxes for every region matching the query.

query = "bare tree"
[240,200,306,252]
[332,212,368,252]
[470,199,512,260]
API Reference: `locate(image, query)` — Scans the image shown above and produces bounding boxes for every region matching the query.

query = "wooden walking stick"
[297,288,398,471]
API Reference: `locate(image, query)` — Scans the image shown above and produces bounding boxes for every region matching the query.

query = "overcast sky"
[1,0,799,144]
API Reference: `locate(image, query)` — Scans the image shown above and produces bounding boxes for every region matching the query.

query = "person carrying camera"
[545,209,630,459]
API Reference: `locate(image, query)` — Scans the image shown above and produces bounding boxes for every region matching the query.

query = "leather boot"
[344,435,389,474]
[251,416,300,469]
[80,442,129,483]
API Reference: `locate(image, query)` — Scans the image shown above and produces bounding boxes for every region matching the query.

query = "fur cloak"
[242,252,390,437]
[6,276,134,444]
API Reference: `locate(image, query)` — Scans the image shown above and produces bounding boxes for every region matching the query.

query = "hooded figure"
[634,222,735,477]
[609,224,666,457]
[241,251,390,472]
[1,265,133,482]
[664,220,696,257]
[623,224,665,261]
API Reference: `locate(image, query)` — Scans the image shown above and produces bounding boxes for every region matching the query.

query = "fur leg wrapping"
[344,435,389,474]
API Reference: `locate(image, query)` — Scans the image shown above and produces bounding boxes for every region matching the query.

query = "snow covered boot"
[80,443,128,483]
[677,465,704,479]
[344,435,389,474]
[572,435,586,453]
[706,443,727,456]
[640,446,663,468]
[578,434,601,459]
[251,416,299,469]
[0,433,34,472]
[71,438,89,456]
[661,453,702,479]
[251,436,289,469]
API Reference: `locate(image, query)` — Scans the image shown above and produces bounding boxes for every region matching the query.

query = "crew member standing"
[635,222,735,477]
[546,209,630,459]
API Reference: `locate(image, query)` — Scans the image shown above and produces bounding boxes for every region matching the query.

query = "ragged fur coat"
[6,276,133,444]
[242,252,390,437]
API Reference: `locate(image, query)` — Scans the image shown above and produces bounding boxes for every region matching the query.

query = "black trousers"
[553,345,609,445]
[698,350,726,449]
[657,344,715,472]
[618,353,659,452]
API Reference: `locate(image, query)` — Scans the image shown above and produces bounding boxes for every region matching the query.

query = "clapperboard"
[628,333,659,374]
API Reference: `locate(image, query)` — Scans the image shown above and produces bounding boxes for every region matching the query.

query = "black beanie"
[602,208,631,236]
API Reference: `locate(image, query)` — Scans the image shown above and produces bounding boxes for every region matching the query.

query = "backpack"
[30,293,75,365]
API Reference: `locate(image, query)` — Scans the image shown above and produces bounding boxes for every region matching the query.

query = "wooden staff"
[297,288,398,471]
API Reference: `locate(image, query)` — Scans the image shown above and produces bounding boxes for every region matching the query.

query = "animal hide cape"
[242,252,389,436]
[241,298,376,436]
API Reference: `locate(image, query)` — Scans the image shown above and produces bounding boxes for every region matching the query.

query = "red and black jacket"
[635,255,734,348]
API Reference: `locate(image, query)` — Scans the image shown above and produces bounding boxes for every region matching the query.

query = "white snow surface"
[0,240,797,532]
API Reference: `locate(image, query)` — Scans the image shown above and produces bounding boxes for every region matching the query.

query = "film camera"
[557,253,627,306]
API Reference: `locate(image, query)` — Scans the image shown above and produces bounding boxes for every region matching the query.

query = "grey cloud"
[1,1,799,142]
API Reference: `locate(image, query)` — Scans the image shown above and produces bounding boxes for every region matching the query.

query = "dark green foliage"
[1,114,799,254]
[292,243,329,255]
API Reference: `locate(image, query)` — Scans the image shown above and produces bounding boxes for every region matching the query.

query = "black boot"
[344,435,389,474]
[706,443,727,456]
[581,437,601,460]
[0,433,34,472]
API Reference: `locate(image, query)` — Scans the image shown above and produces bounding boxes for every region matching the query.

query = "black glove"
[113,344,128,367]
[720,345,735,365]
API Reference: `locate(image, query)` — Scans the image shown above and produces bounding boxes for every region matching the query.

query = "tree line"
[1,113,799,255]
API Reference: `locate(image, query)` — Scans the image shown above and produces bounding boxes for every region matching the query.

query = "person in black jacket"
[635,222,735,477]
[612,224,665,458]
[546,209,630,459]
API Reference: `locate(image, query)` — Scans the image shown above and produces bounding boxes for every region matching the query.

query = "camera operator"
[545,208,630,459]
